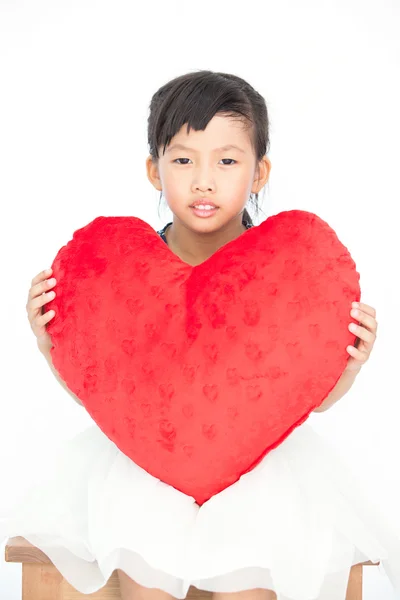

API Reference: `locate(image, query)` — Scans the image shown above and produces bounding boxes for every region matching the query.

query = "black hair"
[147,70,271,226]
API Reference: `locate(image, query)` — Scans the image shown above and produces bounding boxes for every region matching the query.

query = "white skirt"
[1,420,400,600]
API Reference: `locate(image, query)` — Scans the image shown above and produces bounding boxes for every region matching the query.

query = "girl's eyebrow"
[166,143,245,154]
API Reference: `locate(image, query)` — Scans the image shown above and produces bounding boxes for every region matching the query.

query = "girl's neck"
[165,214,247,266]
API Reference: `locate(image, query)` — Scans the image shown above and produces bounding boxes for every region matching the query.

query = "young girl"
[2,70,400,600]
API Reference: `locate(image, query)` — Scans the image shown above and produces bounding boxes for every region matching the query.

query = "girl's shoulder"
[157,218,253,244]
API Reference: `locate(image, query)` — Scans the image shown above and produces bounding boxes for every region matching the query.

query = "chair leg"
[22,563,64,600]
[346,563,363,600]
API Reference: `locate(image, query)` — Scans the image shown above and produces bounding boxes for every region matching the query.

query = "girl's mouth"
[190,205,219,218]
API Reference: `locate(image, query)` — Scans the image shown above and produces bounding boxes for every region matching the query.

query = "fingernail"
[352,302,359,308]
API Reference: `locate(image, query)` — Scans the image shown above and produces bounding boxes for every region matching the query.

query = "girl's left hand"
[346,301,378,373]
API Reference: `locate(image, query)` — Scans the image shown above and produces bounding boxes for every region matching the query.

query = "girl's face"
[146,114,271,233]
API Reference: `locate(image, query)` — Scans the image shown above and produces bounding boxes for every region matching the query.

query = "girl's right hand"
[26,268,57,353]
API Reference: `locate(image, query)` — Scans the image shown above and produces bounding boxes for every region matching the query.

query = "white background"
[0,0,399,598]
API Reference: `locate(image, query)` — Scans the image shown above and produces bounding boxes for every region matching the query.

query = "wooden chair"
[5,536,380,599]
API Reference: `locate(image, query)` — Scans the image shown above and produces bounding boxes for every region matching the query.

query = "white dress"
[1,418,400,600]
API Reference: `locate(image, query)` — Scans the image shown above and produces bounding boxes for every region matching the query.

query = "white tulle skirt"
[1,420,400,600]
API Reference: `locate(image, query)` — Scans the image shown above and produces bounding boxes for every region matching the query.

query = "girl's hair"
[147,70,271,225]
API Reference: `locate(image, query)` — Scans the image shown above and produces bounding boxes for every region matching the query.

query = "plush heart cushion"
[45,210,360,505]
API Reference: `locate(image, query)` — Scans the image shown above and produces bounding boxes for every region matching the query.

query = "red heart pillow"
[45,210,360,505]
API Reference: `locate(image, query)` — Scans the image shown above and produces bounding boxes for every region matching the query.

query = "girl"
[3,70,400,600]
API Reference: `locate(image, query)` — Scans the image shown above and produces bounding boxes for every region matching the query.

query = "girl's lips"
[190,206,219,218]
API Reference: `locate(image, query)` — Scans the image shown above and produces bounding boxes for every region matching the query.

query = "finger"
[28,289,56,314]
[35,309,55,329]
[26,291,55,323]
[352,301,376,319]
[347,344,369,363]
[348,322,376,345]
[27,277,56,303]
[30,268,52,287]
[350,308,378,333]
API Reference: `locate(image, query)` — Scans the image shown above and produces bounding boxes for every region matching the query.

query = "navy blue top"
[157,216,253,244]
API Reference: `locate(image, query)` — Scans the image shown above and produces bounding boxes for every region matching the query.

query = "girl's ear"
[252,156,272,194]
[146,155,162,191]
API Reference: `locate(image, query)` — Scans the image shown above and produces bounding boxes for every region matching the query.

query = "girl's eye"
[173,158,191,165]
[173,158,237,165]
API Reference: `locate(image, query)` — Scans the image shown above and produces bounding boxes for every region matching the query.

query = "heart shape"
[46,210,360,505]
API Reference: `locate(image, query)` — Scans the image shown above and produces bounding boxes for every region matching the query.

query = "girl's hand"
[26,268,56,353]
[346,301,378,373]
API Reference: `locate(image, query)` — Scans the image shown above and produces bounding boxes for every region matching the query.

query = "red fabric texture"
[45,210,361,505]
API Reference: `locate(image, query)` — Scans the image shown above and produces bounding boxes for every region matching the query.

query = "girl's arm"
[39,344,84,406]
[314,301,378,413]
[27,269,83,405]
[313,369,359,412]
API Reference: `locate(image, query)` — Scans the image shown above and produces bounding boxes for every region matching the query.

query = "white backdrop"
[0,1,399,598]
